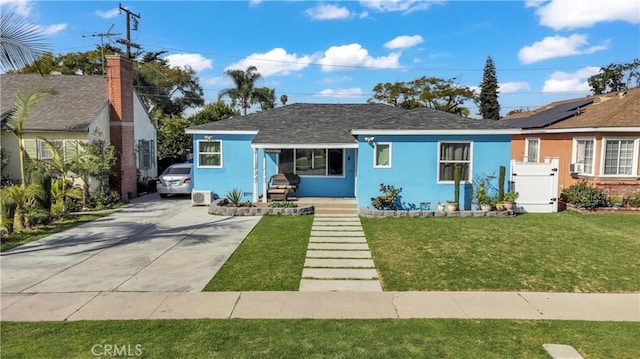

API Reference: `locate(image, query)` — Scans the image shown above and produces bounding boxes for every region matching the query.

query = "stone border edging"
[359,207,515,217]
[208,198,314,216]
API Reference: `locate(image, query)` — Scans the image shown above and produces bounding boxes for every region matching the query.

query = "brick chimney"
[106,55,137,200]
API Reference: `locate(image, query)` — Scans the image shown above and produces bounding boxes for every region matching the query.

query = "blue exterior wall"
[356,134,512,210]
[192,134,258,202]
[191,134,356,199]
[296,148,356,197]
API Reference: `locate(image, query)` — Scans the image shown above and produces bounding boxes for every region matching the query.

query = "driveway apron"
[0,195,260,293]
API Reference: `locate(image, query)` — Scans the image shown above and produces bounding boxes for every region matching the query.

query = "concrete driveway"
[0,194,261,293]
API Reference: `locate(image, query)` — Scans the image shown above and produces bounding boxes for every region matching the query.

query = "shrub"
[90,190,122,210]
[628,192,640,208]
[226,188,243,207]
[269,201,297,208]
[560,181,608,210]
[371,183,402,210]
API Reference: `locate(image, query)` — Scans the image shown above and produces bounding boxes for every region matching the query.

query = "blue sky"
[3,0,639,117]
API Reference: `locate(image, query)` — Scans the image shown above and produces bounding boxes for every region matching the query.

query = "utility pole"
[116,3,141,59]
[83,24,121,76]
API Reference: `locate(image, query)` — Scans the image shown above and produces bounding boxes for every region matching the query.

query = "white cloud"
[318,43,401,72]
[518,34,607,64]
[249,0,262,6]
[542,66,601,92]
[225,48,315,77]
[534,0,639,30]
[201,76,230,87]
[95,8,120,19]
[499,82,531,93]
[384,35,424,49]
[165,53,213,72]
[317,88,364,98]
[359,0,436,14]
[39,23,67,35]
[306,4,352,20]
[0,0,33,17]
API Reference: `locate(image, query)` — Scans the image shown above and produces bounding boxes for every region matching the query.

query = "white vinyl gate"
[510,158,559,213]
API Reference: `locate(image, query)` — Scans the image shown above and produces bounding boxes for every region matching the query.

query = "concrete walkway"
[1,291,637,321]
[300,214,382,291]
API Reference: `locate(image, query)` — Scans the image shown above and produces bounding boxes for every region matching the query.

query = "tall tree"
[7,87,56,186]
[588,59,640,94]
[0,12,49,73]
[369,77,476,116]
[280,94,288,106]
[218,65,265,115]
[253,87,276,111]
[189,100,238,126]
[16,48,205,117]
[478,56,501,120]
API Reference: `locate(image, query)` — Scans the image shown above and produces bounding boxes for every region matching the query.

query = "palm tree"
[1,183,44,232]
[0,12,49,73]
[7,87,56,186]
[218,66,263,115]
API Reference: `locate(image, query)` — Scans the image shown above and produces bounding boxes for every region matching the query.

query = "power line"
[116,3,141,59]
[82,24,121,76]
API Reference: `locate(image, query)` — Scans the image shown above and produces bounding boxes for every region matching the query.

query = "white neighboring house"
[0,56,157,198]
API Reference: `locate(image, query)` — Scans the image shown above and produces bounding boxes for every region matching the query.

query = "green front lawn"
[203,215,313,291]
[362,211,640,292]
[2,319,638,358]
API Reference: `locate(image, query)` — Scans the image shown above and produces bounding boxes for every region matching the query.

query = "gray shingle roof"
[187,103,517,145]
[1,74,107,131]
[363,107,516,130]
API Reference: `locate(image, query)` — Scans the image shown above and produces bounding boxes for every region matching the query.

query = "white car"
[156,163,193,198]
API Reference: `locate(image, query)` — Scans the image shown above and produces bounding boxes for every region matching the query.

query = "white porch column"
[262,151,268,203]
[252,148,259,203]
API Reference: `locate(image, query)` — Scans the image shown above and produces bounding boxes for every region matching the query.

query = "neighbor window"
[198,140,222,167]
[137,139,155,170]
[573,138,595,175]
[602,138,638,176]
[278,149,343,176]
[438,142,471,182]
[374,143,391,168]
[37,139,63,160]
[525,138,539,163]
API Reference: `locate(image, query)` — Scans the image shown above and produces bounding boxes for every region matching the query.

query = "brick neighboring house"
[505,87,640,198]
[1,55,157,200]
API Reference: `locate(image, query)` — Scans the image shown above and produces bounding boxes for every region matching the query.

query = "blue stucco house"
[185,103,517,210]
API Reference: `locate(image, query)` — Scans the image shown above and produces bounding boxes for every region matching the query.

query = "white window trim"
[599,136,639,178]
[277,149,345,178]
[373,142,392,168]
[197,139,223,168]
[437,141,473,184]
[524,137,540,163]
[572,137,596,176]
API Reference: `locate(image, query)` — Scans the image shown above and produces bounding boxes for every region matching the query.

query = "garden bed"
[208,198,314,216]
[359,207,515,218]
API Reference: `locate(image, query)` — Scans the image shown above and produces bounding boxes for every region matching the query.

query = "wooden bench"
[268,173,300,199]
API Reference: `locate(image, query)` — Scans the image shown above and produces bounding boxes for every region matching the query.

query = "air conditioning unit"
[191,190,212,206]
[569,163,584,174]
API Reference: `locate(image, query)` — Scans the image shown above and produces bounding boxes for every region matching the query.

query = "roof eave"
[186,129,259,135]
[351,129,520,135]
[252,143,359,149]
[520,127,640,134]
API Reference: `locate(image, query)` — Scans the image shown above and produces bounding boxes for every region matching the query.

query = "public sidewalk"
[1,291,638,322]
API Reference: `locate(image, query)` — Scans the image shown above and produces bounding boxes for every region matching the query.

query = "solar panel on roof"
[505,98,593,129]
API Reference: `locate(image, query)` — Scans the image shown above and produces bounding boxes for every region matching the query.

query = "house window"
[137,139,155,170]
[278,149,343,176]
[573,138,595,175]
[525,138,539,163]
[198,140,222,167]
[602,138,638,176]
[37,140,63,160]
[438,141,471,182]
[374,143,391,168]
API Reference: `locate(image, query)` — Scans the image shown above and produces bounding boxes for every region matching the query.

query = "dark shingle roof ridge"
[363,106,515,130]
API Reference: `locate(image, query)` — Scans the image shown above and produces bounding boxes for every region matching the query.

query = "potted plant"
[437,202,446,212]
[448,164,462,212]
[447,200,458,212]
[504,191,519,210]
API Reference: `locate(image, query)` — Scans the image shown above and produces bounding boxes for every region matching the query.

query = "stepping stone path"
[299,214,382,292]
